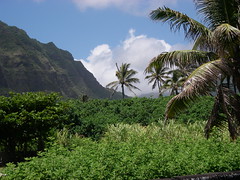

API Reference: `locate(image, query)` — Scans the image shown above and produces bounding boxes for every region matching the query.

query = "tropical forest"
[0,0,240,179]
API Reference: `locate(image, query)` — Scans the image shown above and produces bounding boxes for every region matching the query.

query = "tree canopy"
[106,63,140,99]
[148,0,240,139]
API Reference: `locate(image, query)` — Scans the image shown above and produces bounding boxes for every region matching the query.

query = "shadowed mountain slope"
[0,21,120,99]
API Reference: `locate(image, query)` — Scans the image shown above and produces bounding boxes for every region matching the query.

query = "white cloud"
[81,44,116,87]
[71,0,186,15]
[79,29,174,96]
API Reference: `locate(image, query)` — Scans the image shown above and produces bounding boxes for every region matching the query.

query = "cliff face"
[0,21,117,98]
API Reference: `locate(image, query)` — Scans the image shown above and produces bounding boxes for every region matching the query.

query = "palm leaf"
[195,0,240,29]
[125,77,140,84]
[148,50,218,69]
[165,59,231,119]
[212,23,240,57]
[192,34,215,52]
[125,70,138,80]
[126,84,141,96]
[106,81,119,89]
[150,6,210,41]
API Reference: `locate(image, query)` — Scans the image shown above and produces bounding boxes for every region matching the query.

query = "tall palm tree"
[144,61,169,97]
[147,0,240,139]
[106,63,140,99]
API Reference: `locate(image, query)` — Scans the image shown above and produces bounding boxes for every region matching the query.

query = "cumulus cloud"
[71,0,187,15]
[80,44,116,87]
[79,29,174,96]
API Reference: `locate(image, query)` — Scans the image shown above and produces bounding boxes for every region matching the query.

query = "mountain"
[0,21,121,99]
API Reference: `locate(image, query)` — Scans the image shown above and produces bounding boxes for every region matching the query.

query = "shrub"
[3,122,240,179]
[0,92,70,154]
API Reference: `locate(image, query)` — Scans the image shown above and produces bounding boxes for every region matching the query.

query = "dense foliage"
[68,96,214,139]
[0,93,214,154]
[2,122,240,179]
[0,92,70,153]
[148,0,240,140]
[3,93,235,179]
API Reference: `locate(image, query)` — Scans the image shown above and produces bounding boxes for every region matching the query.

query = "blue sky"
[0,0,199,96]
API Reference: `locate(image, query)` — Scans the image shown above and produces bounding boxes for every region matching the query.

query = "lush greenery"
[0,92,70,153]
[67,95,213,139]
[0,92,213,154]
[2,92,240,179]
[147,0,240,140]
[2,122,240,179]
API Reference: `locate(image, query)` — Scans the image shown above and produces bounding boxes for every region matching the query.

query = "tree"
[163,69,185,95]
[145,61,169,97]
[147,0,240,139]
[0,92,70,163]
[106,63,140,99]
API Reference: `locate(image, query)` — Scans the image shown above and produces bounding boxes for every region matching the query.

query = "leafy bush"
[3,122,240,179]
[0,92,70,153]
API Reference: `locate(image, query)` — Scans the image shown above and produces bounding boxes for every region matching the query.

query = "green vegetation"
[147,0,240,140]
[0,92,70,154]
[0,20,120,99]
[2,92,239,179]
[67,96,214,139]
[106,63,140,99]
[144,60,169,97]
[1,1,239,178]
[2,122,240,179]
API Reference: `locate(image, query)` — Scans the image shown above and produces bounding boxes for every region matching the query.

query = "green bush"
[0,92,70,153]
[3,122,240,179]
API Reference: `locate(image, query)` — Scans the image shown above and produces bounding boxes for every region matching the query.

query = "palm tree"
[147,0,240,139]
[106,63,140,99]
[144,61,169,97]
[163,69,185,95]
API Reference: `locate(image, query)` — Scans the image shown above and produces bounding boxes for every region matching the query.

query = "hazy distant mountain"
[138,91,171,98]
[0,21,121,99]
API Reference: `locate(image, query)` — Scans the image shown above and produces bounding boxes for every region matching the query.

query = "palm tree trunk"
[175,87,179,95]
[121,84,125,99]
[219,85,238,140]
[157,81,162,97]
[233,46,240,92]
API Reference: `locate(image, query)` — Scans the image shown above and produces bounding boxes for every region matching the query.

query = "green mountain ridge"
[0,21,120,99]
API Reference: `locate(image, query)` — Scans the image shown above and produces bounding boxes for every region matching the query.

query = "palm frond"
[150,6,210,41]
[165,59,231,119]
[106,81,119,89]
[195,0,240,29]
[151,79,157,90]
[125,70,138,80]
[125,77,140,84]
[212,23,240,57]
[145,75,155,82]
[126,84,141,95]
[192,34,214,51]
[147,50,218,69]
[144,60,166,74]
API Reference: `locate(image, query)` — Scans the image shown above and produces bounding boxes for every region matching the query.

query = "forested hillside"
[0,21,120,99]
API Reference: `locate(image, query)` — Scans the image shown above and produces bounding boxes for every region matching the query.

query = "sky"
[0,0,200,96]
